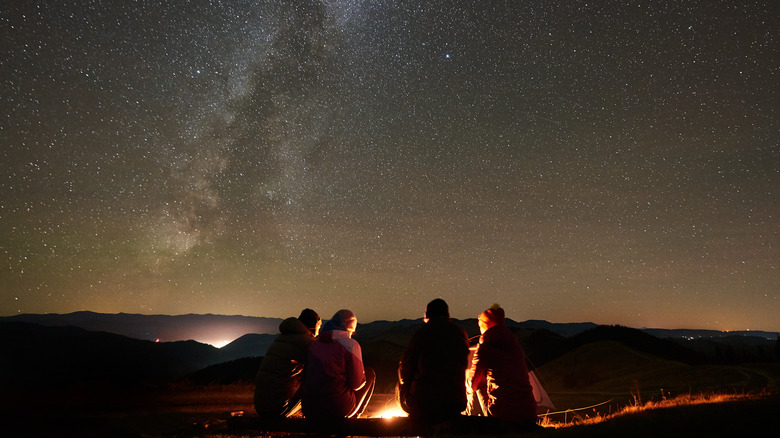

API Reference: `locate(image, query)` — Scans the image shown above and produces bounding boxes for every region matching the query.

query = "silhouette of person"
[468,304,536,424]
[253,308,321,418]
[302,309,376,421]
[398,298,470,423]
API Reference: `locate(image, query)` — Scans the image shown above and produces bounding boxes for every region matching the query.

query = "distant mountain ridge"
[0,321,223,389]
[510,319,600,338]
[1,312,776,347]
[3,319,777,429]
[2,315,777,399]
[641,327,779,340]
[1,311,283,346]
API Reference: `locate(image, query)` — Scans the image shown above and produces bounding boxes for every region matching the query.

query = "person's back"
[473,324,535,421]
[470,304,536,424]
[302,310,375,421]
[399,299,469,422]
[253,309,320,418]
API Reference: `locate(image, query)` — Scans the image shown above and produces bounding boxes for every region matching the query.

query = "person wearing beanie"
[479,303,505,328]
[468,304,537,425]
[254,309,321,419]
[302,309,375,421]
[298,308,322,336]
[398,298,470,423]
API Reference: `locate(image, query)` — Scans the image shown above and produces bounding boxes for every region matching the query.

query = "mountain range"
[5,311,777,344]
[0,311,281,346]
[2,312,777,396]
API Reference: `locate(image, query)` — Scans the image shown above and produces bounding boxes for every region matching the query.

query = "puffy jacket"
[253,317,315,415]
[470,324,536,422]
[302,328,366,420]
[398,317,470,420]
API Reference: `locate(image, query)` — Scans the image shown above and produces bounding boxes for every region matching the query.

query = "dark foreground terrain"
[531,395,778,438]
[3,319,778,437]
[3,388,778,438]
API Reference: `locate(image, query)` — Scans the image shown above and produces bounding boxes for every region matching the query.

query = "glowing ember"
[376,408,408,419]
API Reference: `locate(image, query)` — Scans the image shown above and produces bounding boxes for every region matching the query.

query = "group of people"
[398,299,537,424]
[253,308,375,421]
[253,299,537,425]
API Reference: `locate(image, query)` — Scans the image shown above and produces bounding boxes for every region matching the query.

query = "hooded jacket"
[470,324,536,422]
[398,317,470,420]
[302,324,367,420]
[253,317,315,416]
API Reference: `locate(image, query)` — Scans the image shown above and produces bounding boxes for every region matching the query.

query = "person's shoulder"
[426,319,468,338]
[340,335,359,347]
[482,324,514,343]
[443,320,467,334]
[336,335,362,356]
[454,324,469,339]
[279,317,309,335]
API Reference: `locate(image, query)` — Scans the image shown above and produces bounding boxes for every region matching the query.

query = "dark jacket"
[470,324,536,422]
[253,317,315,416]
[398,317,470,421]
[302,328,367,420]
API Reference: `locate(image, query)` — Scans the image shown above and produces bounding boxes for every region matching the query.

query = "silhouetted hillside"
[0,321,224,390]
[539,340,687,392]
[535,338,779,414]
[219,333,277,360]
[531,325,778,369]
[1,311,283,344]
[354,318,423,342]
[672,335,778,364]
[517,319,599,337]
[566,325,705,365]
[642,327,779,340]
[185,356,263,385]
[3,315,775,406]
[513,328,568,369]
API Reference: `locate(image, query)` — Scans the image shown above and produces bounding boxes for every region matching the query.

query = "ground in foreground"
[5,390,778,438]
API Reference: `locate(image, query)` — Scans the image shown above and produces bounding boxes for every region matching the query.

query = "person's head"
[329,309,358,336]
[298,308,321,337]
[424,298,450,323]
[478,303,505,334]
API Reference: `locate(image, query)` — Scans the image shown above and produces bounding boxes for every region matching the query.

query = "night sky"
[2,1,778,331]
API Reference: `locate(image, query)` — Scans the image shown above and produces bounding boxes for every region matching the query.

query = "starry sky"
[2,1,778,331]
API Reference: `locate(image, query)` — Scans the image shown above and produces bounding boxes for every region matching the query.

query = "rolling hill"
[1,315,777,438]
[1,311,283,346]
[2,314,776,406]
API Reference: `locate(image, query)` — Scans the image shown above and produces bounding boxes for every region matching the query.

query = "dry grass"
[539,390,765,429]
[9,387,777,438]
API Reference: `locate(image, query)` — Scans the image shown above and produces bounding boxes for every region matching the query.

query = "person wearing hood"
[397,298,470,423]
[468,304,536,425]
[253,308,321,418]
[302,309,375,421]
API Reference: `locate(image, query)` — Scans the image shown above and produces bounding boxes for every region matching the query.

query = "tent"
[529,370,556,413]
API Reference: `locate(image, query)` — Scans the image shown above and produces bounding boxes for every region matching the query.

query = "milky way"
[2,1,778,331]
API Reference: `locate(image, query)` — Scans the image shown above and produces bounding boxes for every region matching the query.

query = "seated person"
[302,309,375,421]
[254,309,321,418]
[469,304,537,424]
[398,298,470,423]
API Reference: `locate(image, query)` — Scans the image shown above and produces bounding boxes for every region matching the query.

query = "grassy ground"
[6,354,779,438]
[5,386,777,438]
[528,394,779,438]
